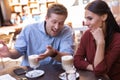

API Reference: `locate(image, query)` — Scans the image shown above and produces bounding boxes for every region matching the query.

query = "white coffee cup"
[28,55,39,69]
[61,55,74,71]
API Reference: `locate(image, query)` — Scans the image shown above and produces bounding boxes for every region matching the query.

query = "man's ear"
[102,14,108,21]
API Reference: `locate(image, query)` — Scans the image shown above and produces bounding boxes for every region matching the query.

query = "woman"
[74,0,120,80]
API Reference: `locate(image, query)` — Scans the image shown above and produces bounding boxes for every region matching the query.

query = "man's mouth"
[52,29,58,34]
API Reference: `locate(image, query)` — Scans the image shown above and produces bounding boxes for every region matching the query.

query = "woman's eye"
[52,21,56,24]
[87,17,92,20]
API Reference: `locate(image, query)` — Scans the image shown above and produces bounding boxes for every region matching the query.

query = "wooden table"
[79,70,110,80]
[0,64,110,80]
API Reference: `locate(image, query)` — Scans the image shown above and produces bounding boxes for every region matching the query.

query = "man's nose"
[54,24,59,29]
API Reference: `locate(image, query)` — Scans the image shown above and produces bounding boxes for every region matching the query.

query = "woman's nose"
[84,21,90,26]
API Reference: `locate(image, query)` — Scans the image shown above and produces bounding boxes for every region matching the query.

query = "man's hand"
[37,45,57,61]
[44,45,56,57]
[0,40,10,57]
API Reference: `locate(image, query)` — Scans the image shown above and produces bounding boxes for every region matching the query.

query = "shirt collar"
[38,21,47,35]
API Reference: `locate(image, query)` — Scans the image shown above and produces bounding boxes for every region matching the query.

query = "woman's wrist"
[87,64,93,71]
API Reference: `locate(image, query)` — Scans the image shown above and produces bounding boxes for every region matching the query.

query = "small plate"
[59,72,79,80]
[25,70,45,78]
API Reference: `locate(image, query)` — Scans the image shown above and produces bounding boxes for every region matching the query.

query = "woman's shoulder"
[82,29,92,37]
[113,32,120,42]
[114,32,120,38]
[80,29,93,41]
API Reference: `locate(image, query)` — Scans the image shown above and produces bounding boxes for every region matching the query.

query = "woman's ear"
[102,14,108,21]
[45,16,47,21]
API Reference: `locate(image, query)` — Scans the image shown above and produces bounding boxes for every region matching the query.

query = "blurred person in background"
[74,0,120,80]
[10,12,22,25]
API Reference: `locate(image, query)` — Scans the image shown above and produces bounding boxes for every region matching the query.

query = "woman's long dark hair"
[85,0,120,49]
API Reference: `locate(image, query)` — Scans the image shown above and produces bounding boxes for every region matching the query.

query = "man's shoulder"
[62,25,72,32]
[26,21,44,27]
[24,21,44,30]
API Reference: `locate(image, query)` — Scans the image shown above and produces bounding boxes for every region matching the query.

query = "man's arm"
[37,45,71,62]
[0,41,21,59]
[9,49,22,59]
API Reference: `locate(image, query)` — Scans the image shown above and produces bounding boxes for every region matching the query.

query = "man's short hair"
[46,3,68,18]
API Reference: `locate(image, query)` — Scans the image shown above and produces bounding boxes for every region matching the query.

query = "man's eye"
[59,22,64,25]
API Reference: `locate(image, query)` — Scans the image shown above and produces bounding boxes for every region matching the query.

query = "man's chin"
[52,34,58,37]
[51,33,58,37]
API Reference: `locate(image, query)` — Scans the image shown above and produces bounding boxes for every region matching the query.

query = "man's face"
[45,13,66,37]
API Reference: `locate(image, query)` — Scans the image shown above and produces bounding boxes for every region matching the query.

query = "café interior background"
[7,0,120,28]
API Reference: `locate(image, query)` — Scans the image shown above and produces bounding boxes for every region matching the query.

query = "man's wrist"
[50,49,58,57]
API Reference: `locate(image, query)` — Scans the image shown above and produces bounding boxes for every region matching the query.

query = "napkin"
[0,74,16,80]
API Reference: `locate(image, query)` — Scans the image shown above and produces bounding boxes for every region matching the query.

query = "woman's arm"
[91,28,105,67]
[74,30,90,70]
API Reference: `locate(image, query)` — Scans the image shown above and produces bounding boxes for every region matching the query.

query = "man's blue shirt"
[15,21,74,66]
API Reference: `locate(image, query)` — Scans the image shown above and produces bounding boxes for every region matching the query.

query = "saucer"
[25,70,45,78]
[59,72,79,80]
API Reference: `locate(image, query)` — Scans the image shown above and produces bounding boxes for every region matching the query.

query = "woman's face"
[45,13,66,37]
[84,10,105,31]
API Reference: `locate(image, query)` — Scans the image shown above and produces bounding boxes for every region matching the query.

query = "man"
[0,3,74,66]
